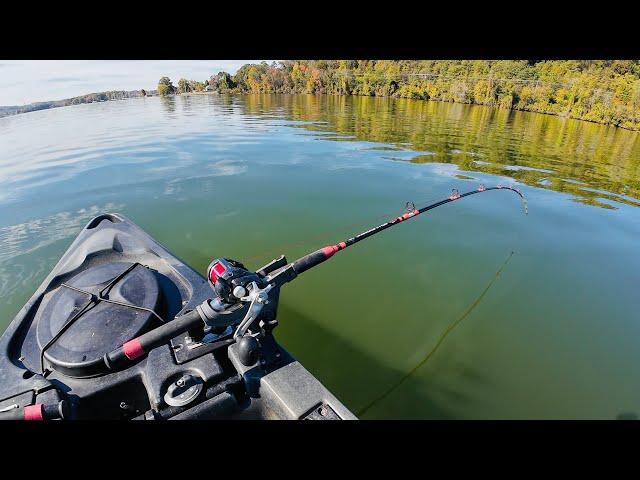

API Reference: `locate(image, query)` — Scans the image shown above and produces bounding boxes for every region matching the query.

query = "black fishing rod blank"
[292,185,527,274]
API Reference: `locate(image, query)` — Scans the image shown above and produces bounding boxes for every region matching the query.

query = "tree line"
[159,60,640,131]
[0,90,148,118]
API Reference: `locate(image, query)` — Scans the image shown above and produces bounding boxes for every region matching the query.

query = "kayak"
[0,213,356,420]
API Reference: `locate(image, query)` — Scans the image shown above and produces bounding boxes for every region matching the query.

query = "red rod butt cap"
[123,338,145,360]
[24,404,44,421]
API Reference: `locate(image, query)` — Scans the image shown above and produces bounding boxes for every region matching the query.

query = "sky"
[0,60,264,106]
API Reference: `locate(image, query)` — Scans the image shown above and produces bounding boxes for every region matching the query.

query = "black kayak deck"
[0,213,355,420]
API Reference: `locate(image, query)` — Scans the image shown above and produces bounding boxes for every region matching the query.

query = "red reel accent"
[209,262,227,284]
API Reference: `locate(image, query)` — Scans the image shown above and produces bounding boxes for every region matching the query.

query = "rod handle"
[292,245,342,274]
[104,308,204,369]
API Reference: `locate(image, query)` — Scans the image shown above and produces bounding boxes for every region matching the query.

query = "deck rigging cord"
[39,263,166,376]
[357,250,516,418]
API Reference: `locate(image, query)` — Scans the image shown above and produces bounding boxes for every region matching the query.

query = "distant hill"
[0,89,156,118]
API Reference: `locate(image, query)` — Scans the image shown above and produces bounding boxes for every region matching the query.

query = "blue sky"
[0,60,265,106]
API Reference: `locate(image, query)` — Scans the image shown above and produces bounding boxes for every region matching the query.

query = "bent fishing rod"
[291,184,527,274]
[103,184,527,370]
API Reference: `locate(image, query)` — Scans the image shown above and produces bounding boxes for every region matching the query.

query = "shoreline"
[2,90,638,133]
[0,89,156,119]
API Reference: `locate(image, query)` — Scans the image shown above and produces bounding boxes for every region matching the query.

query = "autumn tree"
[157,77,176,96]
[166,61,640,130]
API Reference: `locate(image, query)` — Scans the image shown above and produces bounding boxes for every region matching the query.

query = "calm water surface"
[1,94,639,419]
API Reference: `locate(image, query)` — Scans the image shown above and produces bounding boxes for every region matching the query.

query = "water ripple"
[0,203,124,266]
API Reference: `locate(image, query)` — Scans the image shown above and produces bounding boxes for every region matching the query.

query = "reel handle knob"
[237,335,260,366]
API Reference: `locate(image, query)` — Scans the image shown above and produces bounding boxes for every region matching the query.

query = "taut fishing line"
[357,249,516,418]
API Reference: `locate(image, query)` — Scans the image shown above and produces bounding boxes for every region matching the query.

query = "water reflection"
[234,94,640,209]
[160,95,176,115]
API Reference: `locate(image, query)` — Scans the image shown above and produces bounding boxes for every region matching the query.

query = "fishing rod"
[291,185,527,274]
[103,184,527,371]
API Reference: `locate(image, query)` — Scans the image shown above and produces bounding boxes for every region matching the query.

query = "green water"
[1,94,639,419]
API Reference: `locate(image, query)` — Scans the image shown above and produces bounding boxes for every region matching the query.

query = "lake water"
[1,94,639,419]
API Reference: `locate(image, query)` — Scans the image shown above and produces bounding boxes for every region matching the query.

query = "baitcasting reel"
[104,254,298,370]
[203,257,290,334]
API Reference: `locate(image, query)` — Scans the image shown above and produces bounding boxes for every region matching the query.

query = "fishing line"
[357,250,516,418]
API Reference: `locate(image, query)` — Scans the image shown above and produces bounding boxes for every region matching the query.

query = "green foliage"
[157,76,176,96]
[207,72,236,92]
[177,78,206,94]
[159,61,640,130]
